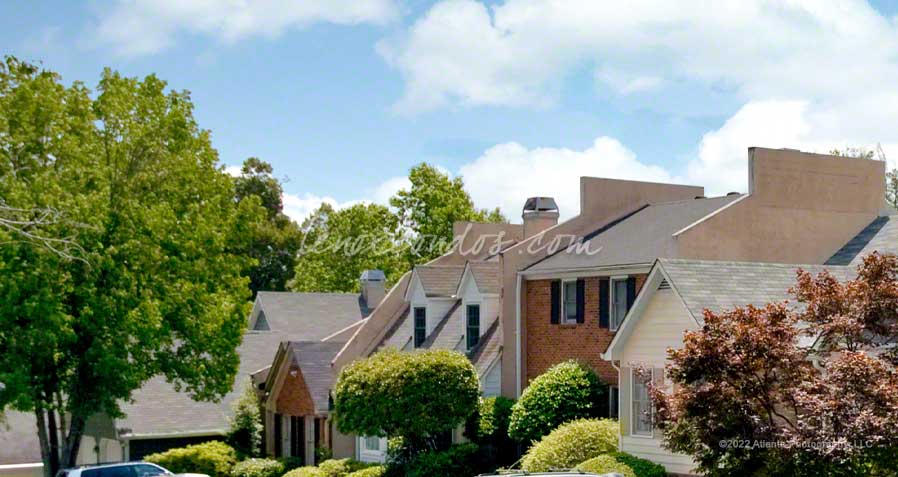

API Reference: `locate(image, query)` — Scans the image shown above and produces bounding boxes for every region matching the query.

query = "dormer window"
[466,304,481,350]
[413,307,426,348]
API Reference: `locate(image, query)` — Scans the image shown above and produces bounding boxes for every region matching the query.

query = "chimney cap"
[360,270,385,281]
[523,197,559,213]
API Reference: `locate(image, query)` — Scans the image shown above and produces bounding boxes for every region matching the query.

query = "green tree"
[233,157,303,297]
[0,58,261,476]
[290,202,403,292]
[390,163,505,265]
[226,379,263,457]
[333,349,480,456]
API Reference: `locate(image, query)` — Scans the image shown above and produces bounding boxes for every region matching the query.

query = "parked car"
[56,462,209,477]
[477,473,620,477]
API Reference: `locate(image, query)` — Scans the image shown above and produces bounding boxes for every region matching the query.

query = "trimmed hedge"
[609,452,667,477]
[520,419,618,472]
[281,467,325,477]
[232,459,284,477]
[145,441,237,477]
[345,467,385,477]
[406,443,486,477]
[577,455,635,476]
[508,360,607,444]
[317,459,370,477]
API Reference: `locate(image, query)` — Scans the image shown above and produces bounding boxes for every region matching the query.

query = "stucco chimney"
[522,197,559,238]
[360,270,386,309]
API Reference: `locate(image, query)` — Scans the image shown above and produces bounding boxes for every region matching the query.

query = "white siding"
[618,287,699,475]
[481,361,501,397]
[458,271,499,349]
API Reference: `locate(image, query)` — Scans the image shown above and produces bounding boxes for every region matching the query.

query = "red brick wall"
[276,366,315,416]
[524,275,647,386]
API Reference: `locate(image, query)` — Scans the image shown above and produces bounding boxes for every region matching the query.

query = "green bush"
[317,459,370,477]
[227,379,263,457]
[145,441,237,477]
[508,360,607,444]
[334,348,480,454]
[281,467,326,477]
[232,459,284,477]
[520,419,618,472]
[406,443,486,477]
[577,455,635,476]
[345,467,385,477]
[611,452,667,477]
[277,457,305,472]
[465,396,518,467]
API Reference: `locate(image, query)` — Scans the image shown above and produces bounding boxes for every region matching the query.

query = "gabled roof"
[412,265,465,298]
[283,341,344,414]
[253,291,370,337]
[461,261,501,295]
[526,195,743,273]
[826,215,898,266]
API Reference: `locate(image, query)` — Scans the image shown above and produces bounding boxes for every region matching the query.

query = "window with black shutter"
[413,307,426,347]
[550,280,561,324]
[599,277,609,328]
[466,304,480,350]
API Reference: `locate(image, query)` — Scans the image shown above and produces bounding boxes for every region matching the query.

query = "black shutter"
[627,276,637,309]
[550,280,561,324]
[599,277,609,328]
[575,278,585,323]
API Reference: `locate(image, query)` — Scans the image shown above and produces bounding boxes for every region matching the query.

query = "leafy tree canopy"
[0,57,263,475]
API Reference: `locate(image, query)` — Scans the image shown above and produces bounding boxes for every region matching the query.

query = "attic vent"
[658,279,670,290]
[254,310,271,331]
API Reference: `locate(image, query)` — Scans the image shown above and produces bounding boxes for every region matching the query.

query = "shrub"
[277,457,305,472]
[317,459,369,477]
[227,379,263,457]
[345,467,385,477]
[406,443,487,477]
[509,360,607,444]
[577,455,635,476]
[611,452,667,477]
[465,396,518,467]
[334,348,479,454]
[520,419,618,472]
[145,441,237,477]
[232,459,284,477]
[281,467,325,477]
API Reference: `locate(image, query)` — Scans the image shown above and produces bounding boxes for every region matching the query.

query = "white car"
[56,462,209,477]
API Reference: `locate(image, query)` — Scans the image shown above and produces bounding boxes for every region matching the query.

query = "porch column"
[304,416,315,464]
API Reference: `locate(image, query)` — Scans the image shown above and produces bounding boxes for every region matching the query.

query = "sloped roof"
[286,341,344,414]
[826,215,898,266]
[527,195,743,272]
[466,261,501,295]
[422,301,464,350]
[469,319,502,375]
[255,291,371,336]
[117,331,285,438]
[658,258,854,321]
[415,265,465,297]
[378,306,412,350]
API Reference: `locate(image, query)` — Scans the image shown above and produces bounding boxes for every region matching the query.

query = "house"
[501,147,887,400]
[601,168,898,474]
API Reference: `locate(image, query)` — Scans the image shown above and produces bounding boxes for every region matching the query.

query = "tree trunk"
[61,413,86,470]
[34,408,54,477]
[47,409,61,473]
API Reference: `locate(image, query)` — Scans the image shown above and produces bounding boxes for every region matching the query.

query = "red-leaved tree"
[651,253,898,476]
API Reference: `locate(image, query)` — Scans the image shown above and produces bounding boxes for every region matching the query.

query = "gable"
[254,310,271,331]
[275,366,315,416]
[619,287,696,366]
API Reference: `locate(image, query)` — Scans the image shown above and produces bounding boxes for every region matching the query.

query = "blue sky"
[4,1,898,221]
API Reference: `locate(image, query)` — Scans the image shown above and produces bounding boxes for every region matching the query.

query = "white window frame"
[465,302,481,351]
[561,279,579,324]
[630,367,654,438]
[609,385,619,419]
[609,276,629,332]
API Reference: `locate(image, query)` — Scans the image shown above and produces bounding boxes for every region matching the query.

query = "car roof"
[62,462,160,472]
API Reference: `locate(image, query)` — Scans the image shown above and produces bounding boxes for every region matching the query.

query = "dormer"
[456,261,501,352]
[404,265,465,348]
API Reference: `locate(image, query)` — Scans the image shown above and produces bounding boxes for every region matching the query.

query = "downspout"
[515,273,523,398]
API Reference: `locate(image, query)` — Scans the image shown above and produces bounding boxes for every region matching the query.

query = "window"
[609,386,619,419]
[632,369,653,436]
[413,307,426,348]
[562,280,578,323]
[610,278,629,331]
[466,304,481,350]
[133,465,167,477]
[365,436,381,451]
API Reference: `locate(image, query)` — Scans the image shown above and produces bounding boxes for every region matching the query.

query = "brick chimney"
[522,197,559,238]
[360,270,386,309]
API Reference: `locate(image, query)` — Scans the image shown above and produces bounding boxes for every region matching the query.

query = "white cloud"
[383,0,898,113]
[459,137,675,220]
[223,164,243,177]
[282,192,366,223]
[91,0,400,56]
[372,175,411,205]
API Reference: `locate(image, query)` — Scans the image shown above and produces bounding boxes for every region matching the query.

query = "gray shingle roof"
[469,319,502,375]
[422,301,464,350]
[467,261,501,295]
[286,341,344,414]
[527,195,743,272]
[379,306,412,351]
[826,216,898,265]
[659,258,854,321]
[415,266,465,297]
[255,291,371,337]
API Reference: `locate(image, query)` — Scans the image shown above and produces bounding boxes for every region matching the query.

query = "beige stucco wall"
[676,148,885,264]
[330,427,355,460]
[499,178,705,397]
